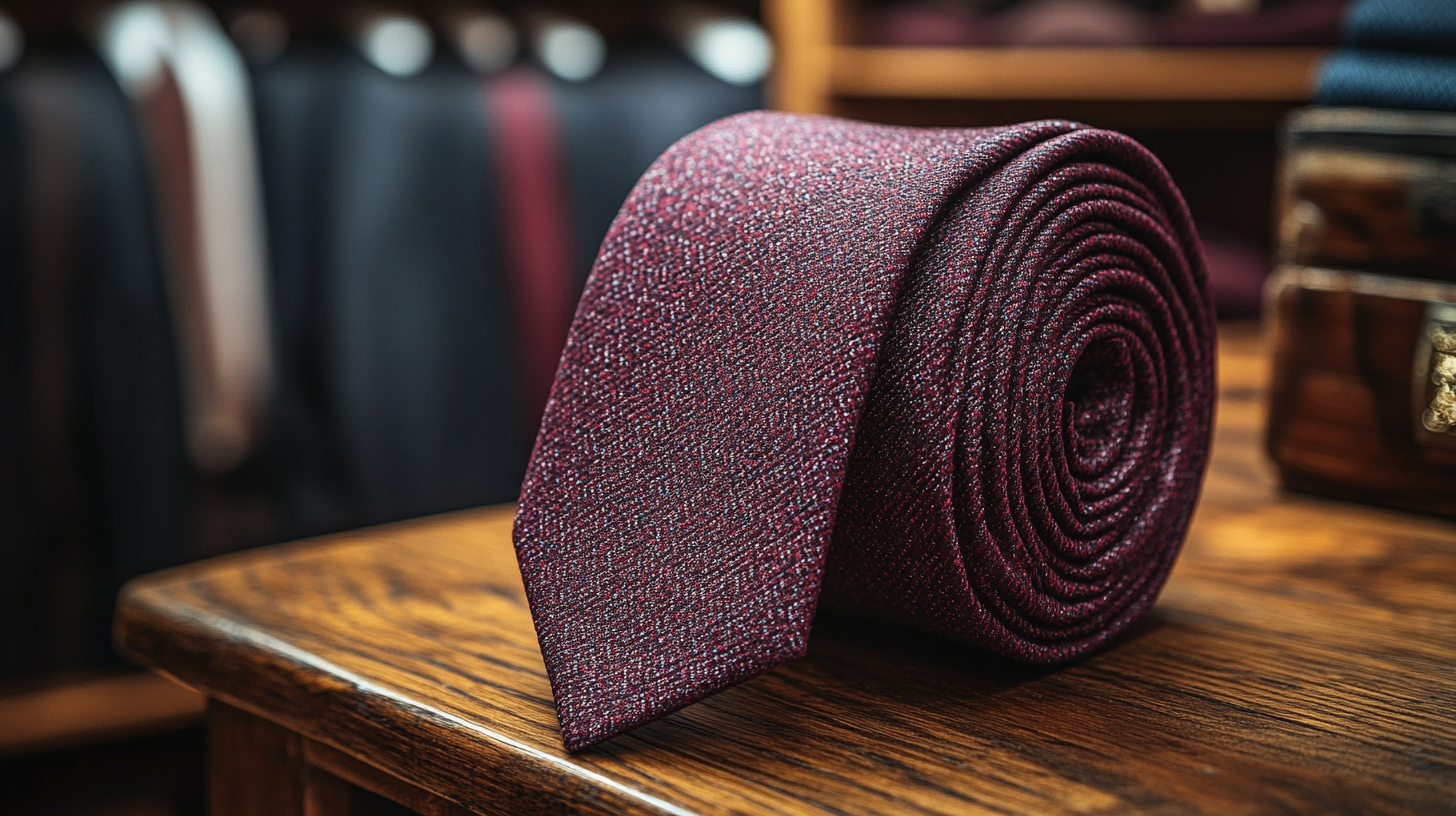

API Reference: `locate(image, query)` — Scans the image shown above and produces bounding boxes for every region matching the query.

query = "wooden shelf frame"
[832,47,1327,103]
[0,671,206,757]
[766,0,1328,113]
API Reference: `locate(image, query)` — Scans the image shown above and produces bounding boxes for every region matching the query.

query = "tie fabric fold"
[514,112,1215,751]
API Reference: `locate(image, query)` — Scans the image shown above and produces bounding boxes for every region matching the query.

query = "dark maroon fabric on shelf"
[862,1,993,47]
[514,112,1216,751]
[1199,230,1269,318]
[1158,0,1347,47]
[997,0,1154,48]
[865,0,1348,48]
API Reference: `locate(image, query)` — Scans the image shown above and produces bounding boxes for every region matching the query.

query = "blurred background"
[0,0,1451,813]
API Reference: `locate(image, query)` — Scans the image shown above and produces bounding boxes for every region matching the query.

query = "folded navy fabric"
[1343,0,1456,54]
[1315,0,1456,112]
[1316,50,1456,112]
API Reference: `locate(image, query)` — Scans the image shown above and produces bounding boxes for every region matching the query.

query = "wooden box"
[1267,108,1456,517]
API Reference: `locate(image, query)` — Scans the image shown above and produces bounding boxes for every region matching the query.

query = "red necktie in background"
[515,112,1216,751]
[484,68,578,444]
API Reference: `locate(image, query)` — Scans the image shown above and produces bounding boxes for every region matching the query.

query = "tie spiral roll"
[515,112,1215,750]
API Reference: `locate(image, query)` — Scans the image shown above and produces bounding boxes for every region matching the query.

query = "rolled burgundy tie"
[514,112,1215,751]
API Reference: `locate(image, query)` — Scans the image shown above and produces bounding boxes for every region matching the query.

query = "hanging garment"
[254,41,523,532]
[0,55,22,680]
[254,41,759,535]
[482,67,577,444]
[514,112,1216,750]
[70,52,193,591]
[248,38,355,539]
[1,59,101,681]
[0,49,191,680]
[325,53,524,525]
[95,1,273,477]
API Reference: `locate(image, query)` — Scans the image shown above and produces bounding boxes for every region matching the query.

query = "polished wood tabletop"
[115,325,1456,816]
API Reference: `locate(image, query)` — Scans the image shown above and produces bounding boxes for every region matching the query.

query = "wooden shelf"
[831,47,1328,102]
[111,329,1456,814]
[765,0,1328,113]
[0,671,206,757]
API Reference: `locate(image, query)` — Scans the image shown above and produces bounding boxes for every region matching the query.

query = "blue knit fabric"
[1316,50,1456,111]
[1315,0,1456,111]
[1344,0,1456,54]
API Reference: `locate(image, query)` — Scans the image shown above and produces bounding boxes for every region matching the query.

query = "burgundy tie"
[483,68,578,443]
[514,112,1215,751]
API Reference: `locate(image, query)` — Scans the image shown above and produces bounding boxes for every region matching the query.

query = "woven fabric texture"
[1344,0,1456,54]
[1315,50,1456,112]
[514,112,1216,751]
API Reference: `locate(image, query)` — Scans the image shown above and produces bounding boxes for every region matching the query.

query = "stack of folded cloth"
[1315,0,1456,112]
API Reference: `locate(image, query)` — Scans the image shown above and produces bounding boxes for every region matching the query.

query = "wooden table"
[115,325,1456,816]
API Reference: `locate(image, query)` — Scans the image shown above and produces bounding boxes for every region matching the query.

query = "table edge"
[114,573,697,816]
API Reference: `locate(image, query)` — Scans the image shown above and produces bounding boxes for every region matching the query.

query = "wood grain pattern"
[0,670,205,757]
[1282,150,1456,281]
[830,47,1326,102]
[763,0,1323,114]
[115,324,1456,815]
[305,740,470,816]
[209,700,363,816]
[209,700,307,816]
[303,761,351,816]
[1267,270,1456,517]
[763,0,836,114]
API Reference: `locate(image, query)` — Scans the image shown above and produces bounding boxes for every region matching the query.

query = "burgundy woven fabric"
[514,112,1215,751]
